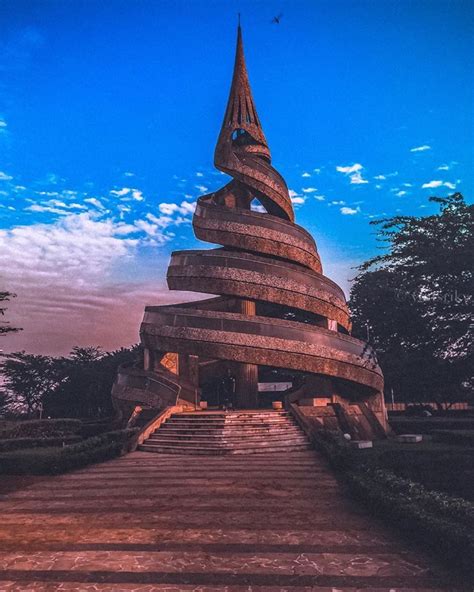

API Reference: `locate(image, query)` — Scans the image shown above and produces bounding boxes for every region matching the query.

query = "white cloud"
[422,180,442,189]
[313,168,321,174]
[395,191,407,197]
[437,164,449,171]
[84,197,106,210]
[336,163,368,185]
[196,172,204,177]
[195,185,208,193]
[302,187,317,193]
[124,171,135,177]
[313,195,325,201]
[291,196,305,205]
[158,200,196,217]
[288,189,299,198]
[0,120,6,128]
[336,163,363,174]
[110,187,131,197]
[131,189,143,201]
[340,206,360,215]
[329,200,345,206]
[349,171,369,185]
[374,175,386,180]
[0,171,13,181]
[26,204,69,216]
[444,181,456,190]
[421,180,455,189]
[410,145,431,152]
[301,172,311,178]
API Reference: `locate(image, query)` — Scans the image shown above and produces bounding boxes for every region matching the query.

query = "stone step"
[149,429,307,440]
[165,418,294,427]
[156,430,301,442]
[177,411,289,417]
[144,435,308,446]
[139,442,311,455]
[141,410,309,456]
[159,427,300,434]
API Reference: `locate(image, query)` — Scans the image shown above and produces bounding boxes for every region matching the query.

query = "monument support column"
[234,299,259,408]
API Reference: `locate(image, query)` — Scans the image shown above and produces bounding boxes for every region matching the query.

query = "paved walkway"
[0,450,463,591]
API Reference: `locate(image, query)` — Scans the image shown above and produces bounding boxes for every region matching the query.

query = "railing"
[123,405,183,453]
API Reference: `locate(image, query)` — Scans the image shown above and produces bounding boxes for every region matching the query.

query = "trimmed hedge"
[0,435,82,453]
[390,417,474,435]
[0,429,137,475]
[0,419,82,439]
[432,429,474,447]
[313,430,474,576]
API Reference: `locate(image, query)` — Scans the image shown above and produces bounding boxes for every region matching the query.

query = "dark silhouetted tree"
[350,193,473,407]
[0,291,21,337]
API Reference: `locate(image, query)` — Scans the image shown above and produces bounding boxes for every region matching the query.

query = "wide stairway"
[139,409,310,455]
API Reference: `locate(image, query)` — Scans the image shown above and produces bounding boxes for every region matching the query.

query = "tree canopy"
[0,345,141,418]
[0,291,21,337]
[349,193,473,406]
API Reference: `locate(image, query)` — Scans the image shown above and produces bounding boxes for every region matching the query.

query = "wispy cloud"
[84,197,106,210]
[336,163,362,174]
[395,191,407,197]
[195,185,208,193]
[336,163,369,185]
[288,189,305,206]
[340,206,360,215]
[421,180,456,189]
[0,171,13,181]
[301,172,311,178]
[373,175,386,180]
[437,164,449,171]
[349,171,369,185]
[410,145,431,152]
[302,187,317,193]
[158,200,196,216]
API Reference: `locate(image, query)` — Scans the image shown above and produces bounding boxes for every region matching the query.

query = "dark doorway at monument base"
[111,25,389,440]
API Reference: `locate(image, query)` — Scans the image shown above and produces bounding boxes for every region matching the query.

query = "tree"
[44,346,141,419]
[0,352,65,416]
[0,291,21,336]
[349,193,473,407]
[0,345,141,419]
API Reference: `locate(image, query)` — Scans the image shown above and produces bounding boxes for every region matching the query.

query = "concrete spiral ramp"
[112,25,387,434]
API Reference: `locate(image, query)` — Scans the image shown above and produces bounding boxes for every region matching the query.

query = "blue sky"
[0,0,472,354]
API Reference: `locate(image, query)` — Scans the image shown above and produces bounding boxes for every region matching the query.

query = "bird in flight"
[271,13,283,24]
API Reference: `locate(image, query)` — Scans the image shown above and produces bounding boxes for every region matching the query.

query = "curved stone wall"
[112,25,386,434]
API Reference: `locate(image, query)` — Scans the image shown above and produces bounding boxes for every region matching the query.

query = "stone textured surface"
[0,450,463,591]
[111,24,388,428]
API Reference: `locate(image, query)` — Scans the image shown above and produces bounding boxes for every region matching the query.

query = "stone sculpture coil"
[113,26,385,428]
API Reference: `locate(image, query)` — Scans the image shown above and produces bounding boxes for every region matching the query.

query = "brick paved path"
[0,450,463,591]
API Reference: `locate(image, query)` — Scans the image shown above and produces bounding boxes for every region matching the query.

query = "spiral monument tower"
[113,26,388,437]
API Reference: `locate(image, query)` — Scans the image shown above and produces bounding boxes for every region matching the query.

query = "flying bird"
[271,13,283,24]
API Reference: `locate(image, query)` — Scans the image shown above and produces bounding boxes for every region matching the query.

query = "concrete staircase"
[139,409,310,455]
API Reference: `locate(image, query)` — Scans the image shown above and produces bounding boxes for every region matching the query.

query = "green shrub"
[0,429,137,475]
[312,430,474,576]
[0,435,82,452]
[432,429,474,446]
[345,468,474,574]
[390,417,474,434]
[0,419,82,439]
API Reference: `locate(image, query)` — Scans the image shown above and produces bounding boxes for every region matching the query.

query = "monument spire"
[215,24,270,164]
